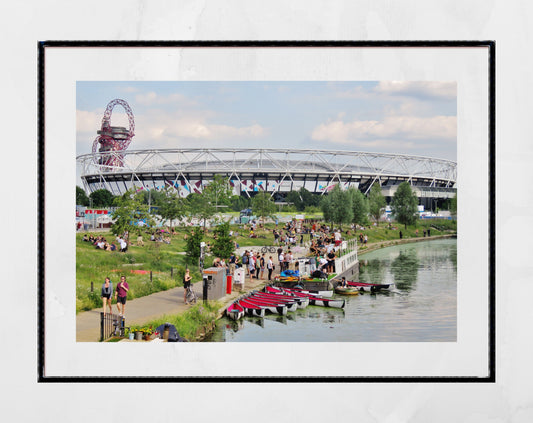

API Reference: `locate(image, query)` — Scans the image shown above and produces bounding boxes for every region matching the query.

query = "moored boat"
[243,296,288,316]
[226,302,245,320]
[265,285,345,308]
[346,281,395,292]
[334,286,359,295]
[237,299,266,318]
[250,292,303,311]
[289,287,333,298]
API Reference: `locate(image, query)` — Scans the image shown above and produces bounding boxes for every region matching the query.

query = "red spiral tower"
[92,99,135,167]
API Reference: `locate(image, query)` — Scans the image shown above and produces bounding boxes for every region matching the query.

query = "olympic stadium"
[76,100,457,210]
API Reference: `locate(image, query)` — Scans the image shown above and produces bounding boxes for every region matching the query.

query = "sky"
[76,81,457,160]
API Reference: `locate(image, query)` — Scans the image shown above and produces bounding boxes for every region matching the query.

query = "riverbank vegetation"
[139,301,222,341]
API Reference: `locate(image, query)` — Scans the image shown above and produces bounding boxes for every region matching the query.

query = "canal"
[205,238,457,342]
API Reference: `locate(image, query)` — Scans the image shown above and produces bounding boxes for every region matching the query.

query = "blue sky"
[76,81,456,160]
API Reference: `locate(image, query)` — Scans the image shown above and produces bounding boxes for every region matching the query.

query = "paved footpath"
[76,277,267,342]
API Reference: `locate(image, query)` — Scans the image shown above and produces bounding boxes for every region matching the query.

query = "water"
[206,239,457,342]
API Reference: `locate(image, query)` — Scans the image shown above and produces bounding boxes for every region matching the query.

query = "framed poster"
[39,41,494,381]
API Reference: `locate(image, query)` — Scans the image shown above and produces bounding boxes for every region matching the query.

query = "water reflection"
[207,239,456,342]
[359,258,386,283]
[391,248,419,291]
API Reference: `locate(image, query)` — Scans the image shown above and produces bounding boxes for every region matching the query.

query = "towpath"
[76,275,267,342]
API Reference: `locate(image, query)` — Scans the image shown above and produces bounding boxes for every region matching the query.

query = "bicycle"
[185,286,198,305]
[261,246,277,254]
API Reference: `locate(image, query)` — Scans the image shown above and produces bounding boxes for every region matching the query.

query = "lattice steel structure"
[77,148,456,205]
[91,99,135,168]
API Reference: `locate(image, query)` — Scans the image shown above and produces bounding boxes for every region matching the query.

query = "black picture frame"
[38,40,495,383]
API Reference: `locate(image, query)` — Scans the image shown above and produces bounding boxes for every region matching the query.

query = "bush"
[304,205,321,214]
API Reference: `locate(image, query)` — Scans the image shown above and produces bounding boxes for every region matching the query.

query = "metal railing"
[100,313,125,341]
[334,238,359,274]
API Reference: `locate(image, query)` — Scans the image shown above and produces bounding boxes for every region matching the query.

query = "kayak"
[226,302,245,320]
[250,293,299,312]
[334,286,359,296]
[236,299,266,318]
[289,287,333,298]
[251,291,308,310]
[242,296,288,316]
[275,288,345,309]
[346,281,395,292]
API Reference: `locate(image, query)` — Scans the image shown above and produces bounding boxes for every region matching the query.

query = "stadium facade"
[77,148,456,210]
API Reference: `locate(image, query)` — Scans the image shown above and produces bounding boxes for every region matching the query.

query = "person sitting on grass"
[119,237,128,253]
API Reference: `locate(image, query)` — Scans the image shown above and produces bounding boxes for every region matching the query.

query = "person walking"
[183,268,192,305]
[101,277,113,316]
[115,276,129,317]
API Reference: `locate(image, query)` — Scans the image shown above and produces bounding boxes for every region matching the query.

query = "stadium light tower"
[91,99,135,167]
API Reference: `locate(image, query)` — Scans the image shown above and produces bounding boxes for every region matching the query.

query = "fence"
[100,313,125,342]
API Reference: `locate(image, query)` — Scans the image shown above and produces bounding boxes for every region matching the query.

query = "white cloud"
[311,115,456,147]
[77,102,267,153]
[139,116,266,142]
[375,81,457,100]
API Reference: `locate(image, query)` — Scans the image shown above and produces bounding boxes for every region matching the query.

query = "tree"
[328,184,353,230]
[251,191,276,224]
[449,193,457,216]
[203,175,233,212]
[186,192,215,230]
[76,186,90,206]
[211,221,234,260]
[111,187,154,236]
[142,188,165,209]
[286,187,320,211]
[391,182,419,229]
[285,190,303,211]
[320,194,334,225]
[158,187,186,228]
[347,187,369,225]
[230,195,250,212]
[368,183,387,224]
[185,226,203,264]
[89,189,115,207]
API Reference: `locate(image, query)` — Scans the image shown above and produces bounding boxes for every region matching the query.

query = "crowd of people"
[88,219,356,313]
